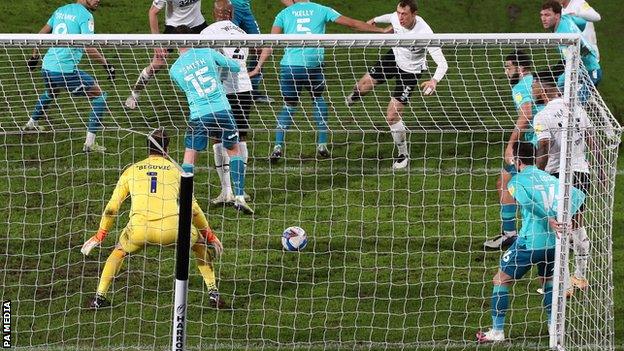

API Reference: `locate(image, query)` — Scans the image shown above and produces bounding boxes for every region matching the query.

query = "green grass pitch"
[0,0,622,350]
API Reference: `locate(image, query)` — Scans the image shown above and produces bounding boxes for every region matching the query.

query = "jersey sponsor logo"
[514,92,524,104]
[176,0,200,7]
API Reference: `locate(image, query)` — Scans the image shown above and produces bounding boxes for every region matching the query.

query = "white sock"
[85,132,96,147]
[239,141,248,165]
[572,227,590,279]
[220,144,232,195]
[213,143,231,195]
[389,120,408,156]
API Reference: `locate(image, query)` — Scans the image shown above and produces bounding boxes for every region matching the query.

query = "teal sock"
[181,163,194,173]
[275,105,297,146]
[88,93,108,132]
[500,204,517,233]
[230,155,246,197]
[32,91,53,121]
[312,97,328,145]
[491,285,509,331]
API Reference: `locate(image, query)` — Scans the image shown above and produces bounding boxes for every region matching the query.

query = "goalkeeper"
[477,141,586,343]
[81,129,226,309]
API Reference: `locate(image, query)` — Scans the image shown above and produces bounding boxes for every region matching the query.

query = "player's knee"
[87,85,103,99]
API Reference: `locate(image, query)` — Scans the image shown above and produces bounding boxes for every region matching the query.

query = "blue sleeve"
[512,85,532,110]
[46,11,55,27]
[322,5,341,22]
[213,51,241,72]
[508,180,551,219]
[273,9,285,28]
[80,14,95,34]
[569,15,587,31]
[169,65,184,92]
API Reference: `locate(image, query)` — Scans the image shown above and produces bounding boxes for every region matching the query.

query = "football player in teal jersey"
[540,0,601,86]
[25,0,115,152]
[249,0,384,162]
[169,25,253,214]
[477,141,586,343]
[484,51,543,249]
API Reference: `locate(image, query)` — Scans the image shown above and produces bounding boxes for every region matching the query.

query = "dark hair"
[542,0,562,14]
[148,128,169,155]
[513,141,535,166]
[505,50,533,70]
[174,25,193,34]
[398,0,418,13]
[535,70,558,88]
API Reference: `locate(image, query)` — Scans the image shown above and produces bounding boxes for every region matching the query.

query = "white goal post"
[0,33,620,351]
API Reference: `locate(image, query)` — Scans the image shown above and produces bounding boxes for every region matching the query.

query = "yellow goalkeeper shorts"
[118,216,200,254]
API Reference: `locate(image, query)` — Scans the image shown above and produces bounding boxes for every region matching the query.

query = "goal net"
[0,33,620,350]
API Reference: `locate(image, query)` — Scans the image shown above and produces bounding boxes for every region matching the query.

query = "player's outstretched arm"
[249,26,280,77]
[335,16,386,33]
[213,51,241,73]
[27,24,52,71]
[421,47,448,95]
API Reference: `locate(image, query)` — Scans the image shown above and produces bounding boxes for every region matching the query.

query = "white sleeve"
[577,1,601,22]
[373,13,393,24]
[427,47,448,82]
[534,113,550,141]
[152,0,166,10]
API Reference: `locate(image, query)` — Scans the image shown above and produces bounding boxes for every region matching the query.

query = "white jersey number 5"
[296,18,312,34]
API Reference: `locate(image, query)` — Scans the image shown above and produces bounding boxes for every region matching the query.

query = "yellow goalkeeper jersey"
[98,155,208,231]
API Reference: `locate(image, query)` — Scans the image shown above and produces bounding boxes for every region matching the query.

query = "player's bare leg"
[386,98,409,169]
[346,73,378,106]
[125,49,168,109]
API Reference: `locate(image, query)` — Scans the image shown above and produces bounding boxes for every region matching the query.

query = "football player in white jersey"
[532,72,594,295]
[125,0,208,109]
[201,0,254,205]
[558,0,601,60]
[346,0,448,170]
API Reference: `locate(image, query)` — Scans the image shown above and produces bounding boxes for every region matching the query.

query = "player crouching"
[81,129,228,309]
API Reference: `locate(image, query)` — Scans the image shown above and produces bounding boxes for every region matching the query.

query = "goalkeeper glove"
[201,228,223,257]
[81,229,108,255]
[103,64,116,81]
[27,56,40,71]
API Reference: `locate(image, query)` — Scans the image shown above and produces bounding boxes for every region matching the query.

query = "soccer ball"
[281,226,307,251]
